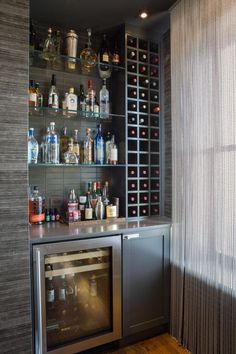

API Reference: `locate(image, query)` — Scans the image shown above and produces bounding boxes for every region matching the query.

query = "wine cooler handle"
[35,248,44,354]
[123,233,140,240]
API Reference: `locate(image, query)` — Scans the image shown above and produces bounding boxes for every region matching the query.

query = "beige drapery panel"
[170,0,236,353]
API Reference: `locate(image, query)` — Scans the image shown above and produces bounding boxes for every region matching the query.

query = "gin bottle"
[94,124,104,164]
[49,122,59,164]
[28,128,39,164]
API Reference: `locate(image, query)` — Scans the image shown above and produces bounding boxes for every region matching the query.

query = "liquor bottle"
[94,97,100,118]
[102,181,110,209]
[95,196,104,220]
[83,128,93,164]
[98,34,111,79]
[42,27,56,62]
[112,41,120,67]
[46,276,55,310]
[105,131,111,163]
[91,181,98,219]
[41,127,51,163]
[67,189,79,221]
[60,127,70,162]
[62,92,68,116]
[86,80,95,113]
[99,79,109,118]
[109,135,118,165]
[49,122,59,164]
[63,141,78,164]
[78,84,86,112]
[80,28,97,75]
[29,80,37,107]
[94,124,104,164]
[48,74,59,111]
[72,129,80,162]
[29,186,45,224]
[85,192,93,220]
[66,87,77,115]
[28,128,39,164]
[35,83,43,108]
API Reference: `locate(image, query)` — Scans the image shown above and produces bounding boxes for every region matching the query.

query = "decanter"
[80,28,97,75]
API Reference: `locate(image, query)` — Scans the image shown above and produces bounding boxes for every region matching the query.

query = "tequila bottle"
[83,128,93,164]
[80,28,97,75]
[67,87,77,115]
[63,142,78,164]
[28,128,39,164]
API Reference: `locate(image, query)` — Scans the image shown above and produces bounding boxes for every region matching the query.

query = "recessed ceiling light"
[139,10,148,19]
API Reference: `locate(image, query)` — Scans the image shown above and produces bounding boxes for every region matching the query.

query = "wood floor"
[103,334,189,354]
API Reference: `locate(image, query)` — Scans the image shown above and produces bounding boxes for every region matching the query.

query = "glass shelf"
[28,163,126,168]
[29,106,125,121]
[29,49,125,75]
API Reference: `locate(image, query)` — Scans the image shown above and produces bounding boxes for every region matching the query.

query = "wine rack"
[126,33,160,218]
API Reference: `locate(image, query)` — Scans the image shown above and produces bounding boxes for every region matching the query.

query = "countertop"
[29,216,171,244]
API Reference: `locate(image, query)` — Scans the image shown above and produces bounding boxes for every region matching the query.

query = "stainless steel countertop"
[29,216,171,244]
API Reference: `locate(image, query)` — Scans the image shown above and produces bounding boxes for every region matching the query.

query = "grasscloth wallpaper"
[171,0,236,353]
[0,0,32,352]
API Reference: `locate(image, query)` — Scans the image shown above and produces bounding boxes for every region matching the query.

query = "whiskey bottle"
[83,128,93,164]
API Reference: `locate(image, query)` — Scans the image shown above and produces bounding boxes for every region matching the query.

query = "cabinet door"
[122,227,170,336]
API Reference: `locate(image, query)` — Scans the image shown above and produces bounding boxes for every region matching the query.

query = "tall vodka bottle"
[99,79,109,118]
[94,124,104,164]
[28,128,39,164]
[49,122,59,164]
[48,74,59,112]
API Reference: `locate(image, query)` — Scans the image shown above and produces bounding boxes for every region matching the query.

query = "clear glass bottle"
[80,28,97,75]
[63,141,78,164]
[110,135,118,165]
[67,87,77,115]
[98,34,112,79]
[83,128,93,164]
[94,124,104,164]
[86,79,95,114]
[42,27,56,62]
[49,122,59,164]
[48,74,59,112]
[85,191,93,220]
[67,189,79,222]
[72,129,80,163]
[28,128,39,164]
[29,186,45,224]
[99,79,109,119]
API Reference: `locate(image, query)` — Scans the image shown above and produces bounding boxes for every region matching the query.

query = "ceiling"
[30,0,177,31]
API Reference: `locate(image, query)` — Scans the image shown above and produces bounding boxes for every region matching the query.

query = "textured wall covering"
[171,0,236,353]
[0,0,32,353]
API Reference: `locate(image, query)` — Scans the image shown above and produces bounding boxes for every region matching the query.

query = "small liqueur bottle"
[94,124,104,164]
[29,80,37,108]
[54,208,60,221]
[63,141,78,164]
[42,27,56,62]
[45,209,51,222]
[85,192,93,220]
[48,74,59,112]
[99,79,109,119]
[28,128,39,164]
[83,128,93,164]
[66,87,77,115]
[50,208,55,222]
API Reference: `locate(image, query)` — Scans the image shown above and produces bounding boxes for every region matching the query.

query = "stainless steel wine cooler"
[33,235,121,354]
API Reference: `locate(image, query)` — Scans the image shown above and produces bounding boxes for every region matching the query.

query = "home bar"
[1,0,235,353]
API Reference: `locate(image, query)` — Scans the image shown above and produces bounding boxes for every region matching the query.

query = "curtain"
[170,0,236,353]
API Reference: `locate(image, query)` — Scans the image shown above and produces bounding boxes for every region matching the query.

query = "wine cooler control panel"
[126,34,161,218]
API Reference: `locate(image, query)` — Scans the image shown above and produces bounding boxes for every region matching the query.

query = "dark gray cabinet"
[122,226,170,337]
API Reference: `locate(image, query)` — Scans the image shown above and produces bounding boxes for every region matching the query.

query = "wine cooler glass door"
[33,235,121,354]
